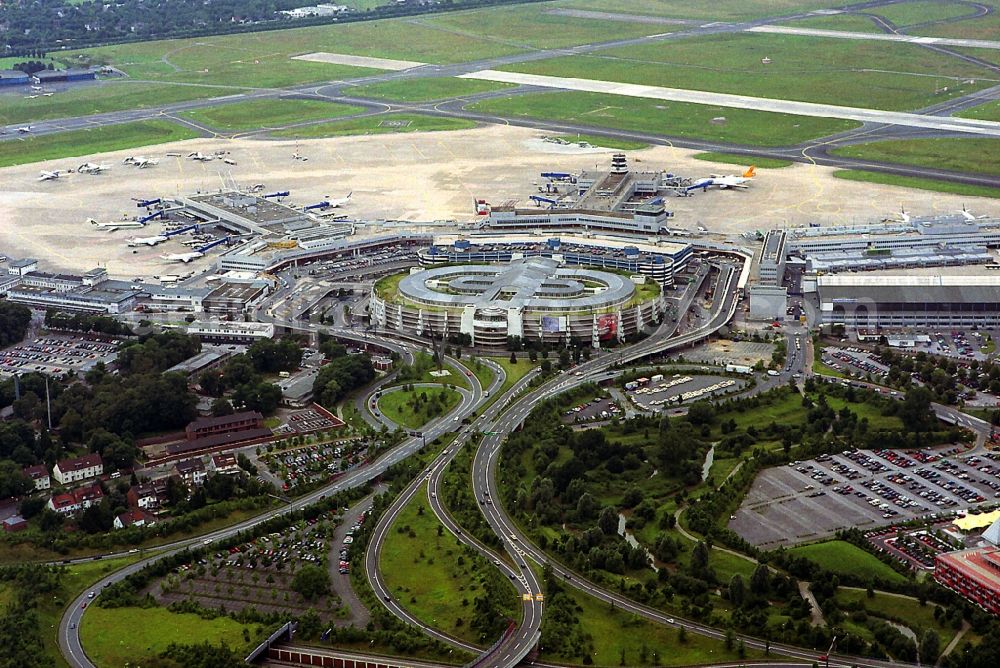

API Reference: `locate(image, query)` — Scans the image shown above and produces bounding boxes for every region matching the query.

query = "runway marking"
[747,25,1000,51]
[458,70,1000,137]
[292,52,428,71]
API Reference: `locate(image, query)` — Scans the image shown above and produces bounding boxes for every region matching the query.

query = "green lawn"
[819,395,903,431]
[960,100,1000,122]
[0,81,249,127]
[920,0,1000,39]
[470,90,859,147]
[835,588,958,651]
[423,2,677,50]
[551,134,649,150]
[380,481,518,646]
[501,32,994,111]
[555,0,849,22]
[81,605,258,667]
[869,0,978,28]
[542,581,763,666]
[490,357,538,392]
[788,540,907,584]
[0,120,198,168]
[693,152,792,168]
[348,77,515,102]
[179,99,365,132]
[378,386,462,430]
[270,113,477,138]
[831,138,1000,178]
[465,358,496,393]
[832,170,1000,199]
[783,13,883,32]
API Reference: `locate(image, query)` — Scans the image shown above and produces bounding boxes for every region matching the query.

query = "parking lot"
[147,509,346,619]
[822,347,890,379]
[262,438,370,491]
[625,374,744,411]
[731,447,1000,548]
[0,334,118,378]
[868,523,958,571]
[561,395,622,424]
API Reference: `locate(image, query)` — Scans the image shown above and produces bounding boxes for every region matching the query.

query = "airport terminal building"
[815,275,1000,329]
[371,257,664,348]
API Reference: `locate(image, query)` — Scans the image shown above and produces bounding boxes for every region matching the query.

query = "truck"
[624,381,639,391]
[724,364,752,374]
[278,371,291,378]
[650,374,664,383]
[767,369,780,377]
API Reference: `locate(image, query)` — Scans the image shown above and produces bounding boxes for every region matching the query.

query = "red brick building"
[185,411,264,440]
[934,547,1000,616]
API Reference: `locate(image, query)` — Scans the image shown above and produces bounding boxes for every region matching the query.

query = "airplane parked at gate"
[686,166,755,193]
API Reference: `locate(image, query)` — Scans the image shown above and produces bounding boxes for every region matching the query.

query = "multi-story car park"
[815,275,1000,329]
[418,234,693,286]
[371,257,664,348]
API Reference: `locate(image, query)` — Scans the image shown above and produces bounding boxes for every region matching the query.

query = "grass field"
[831,138,1000,178]
[542,581,762,666]
[783,13,883,32]
[501,32,995,112]
[551,133,649,150]
[921,0,1000,39]
[870,0,982,28]
[693,152,792,168]
[378,386,462,430]
[555,0,848,22]
[270,113,477,138]
[470,90,859,147]
[959,99,1000,122]
[835,588,957,651]
[81,605,258,667]
[0,81,250,126]
[832,169,1000,199]
[179,98,365,132]
[423,2,676,50]
[788,540,907,584]
[380,481,517,646]
[348,77,514,102]
[0,120,199,168]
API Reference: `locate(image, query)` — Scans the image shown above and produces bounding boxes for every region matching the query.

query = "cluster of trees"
[312,352,375,409]
[0,564,64,668]
[8,59,52,74]
[118,331,200,374]
[398,386,454,424]
[44,309,132,337]
[0,301,31,348]
[198,337,302,415]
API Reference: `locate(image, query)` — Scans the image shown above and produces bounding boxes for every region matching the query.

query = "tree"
[691,541,710,573]
[0,461,33,499]
[291,564,330,601]
[211,398,235,417]
[0,301,31,348]
[750,563,770,595]
[510,351,518,364]
[597,505,618,534]
[686,401,715,426]
[919,629,940,664]
[729,574,745,607]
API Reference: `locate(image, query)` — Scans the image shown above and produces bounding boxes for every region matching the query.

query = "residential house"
[127,483,160,510]
[173,459,207,487]
[113,509,157,530]
[211,453,241,476]
[22,464,50,491]
[53,453,103,485]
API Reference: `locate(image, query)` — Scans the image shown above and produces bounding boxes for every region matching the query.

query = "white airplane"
[327,191,352,208]
[127,235,168,247]
[223,158,237,166]
[89,218,145,231]
[686,166,756,193]
[188,152,214,162]
[17,126,32,134]
[292,152,308,161]
[24,94,38,99]
[161,251,204,263]
[123,156,159,168]
[38,170,63,181]
[78,162,111,175]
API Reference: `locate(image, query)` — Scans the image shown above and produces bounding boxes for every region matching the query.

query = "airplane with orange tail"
[686,165,756,193]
